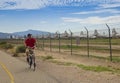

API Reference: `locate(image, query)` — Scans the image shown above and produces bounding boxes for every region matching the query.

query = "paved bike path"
[0,50,59,83]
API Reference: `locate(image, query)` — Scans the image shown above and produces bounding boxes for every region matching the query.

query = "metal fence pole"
[85,27,89,57]
[42,34,44,51]
[49,33,52,52]
[58,33,61,53]
[106,24,112,61]
[69,30,73,55]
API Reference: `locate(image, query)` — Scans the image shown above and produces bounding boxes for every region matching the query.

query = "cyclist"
[24,33,37,67]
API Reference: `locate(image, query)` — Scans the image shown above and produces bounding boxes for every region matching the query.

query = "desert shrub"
[12,53,18,57]
[4,44,14,49]
[0,41,7,45]
[0,42,14,49]
[16,45,26,53]
[41,55,53,61]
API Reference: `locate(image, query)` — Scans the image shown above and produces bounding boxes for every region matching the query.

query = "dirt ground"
[18,49,120,83]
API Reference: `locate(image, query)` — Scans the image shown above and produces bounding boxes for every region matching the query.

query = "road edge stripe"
[0,62,14,83]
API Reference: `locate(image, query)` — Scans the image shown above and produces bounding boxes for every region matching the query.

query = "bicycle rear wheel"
[29,56,33,68]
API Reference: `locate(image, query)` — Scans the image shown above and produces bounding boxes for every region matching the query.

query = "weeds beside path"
[0,41,120,83]
[17,49,120,83]
[35,49,120,75]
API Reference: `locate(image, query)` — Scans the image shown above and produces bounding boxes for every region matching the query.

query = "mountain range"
[0,29,51,39]
[0,32,10,39]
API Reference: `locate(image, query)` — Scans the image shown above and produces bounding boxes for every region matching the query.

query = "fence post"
[42,34,44,51]
[64,30,69,54]
[49,33,52,52]
[56,32,61,53]
[106,24,112,61]
[85,27,89,57]
[55,31,61,53]
[59,33,61,53]
[69,29,73,55]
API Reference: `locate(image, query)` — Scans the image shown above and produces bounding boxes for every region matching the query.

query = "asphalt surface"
[0,50,59,83]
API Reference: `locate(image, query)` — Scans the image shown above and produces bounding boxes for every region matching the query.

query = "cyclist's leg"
[31,49,35,63]
[28,49,36,70]
[32,50,36,70]
[25,48,29,63]
[29,55,33,68]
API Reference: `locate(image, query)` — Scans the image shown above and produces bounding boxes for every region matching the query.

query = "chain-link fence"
[1,24,120,61]
[37,24,120,61]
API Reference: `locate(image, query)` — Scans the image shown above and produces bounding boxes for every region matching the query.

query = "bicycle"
[27,48,36,71]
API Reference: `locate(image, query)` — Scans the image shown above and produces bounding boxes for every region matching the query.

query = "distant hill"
[0,32,10,39]
[12,29,50,37]
[0,29,51,39]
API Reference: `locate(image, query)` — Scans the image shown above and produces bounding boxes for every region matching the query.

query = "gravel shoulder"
[17,49,120,83]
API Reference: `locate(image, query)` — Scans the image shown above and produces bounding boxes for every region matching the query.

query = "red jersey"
[25,38,36,48]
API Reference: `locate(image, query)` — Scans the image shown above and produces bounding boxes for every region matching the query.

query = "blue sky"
[0,0,120,33]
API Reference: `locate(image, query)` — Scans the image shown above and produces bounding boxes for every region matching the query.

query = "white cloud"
[62,15,120,24]
[62,17,82,23]
[99,3,120,8]
[0,0,50,9]
[72,9,120,14]
[0,0,120,10]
